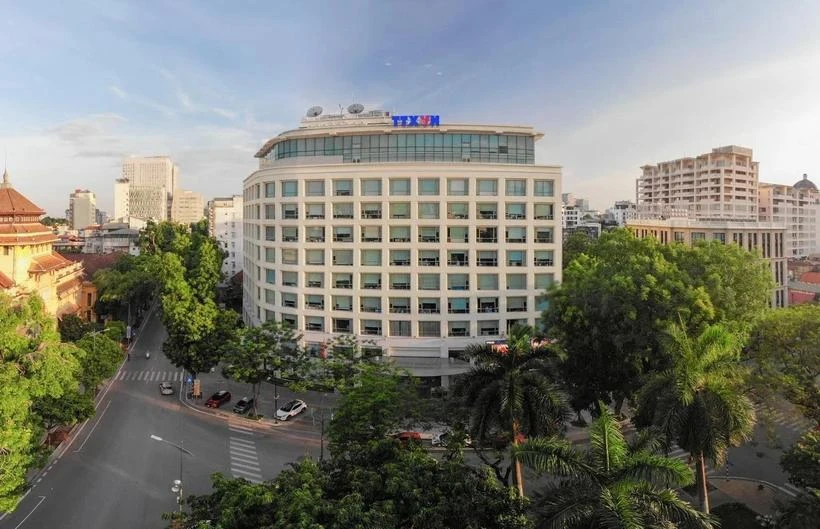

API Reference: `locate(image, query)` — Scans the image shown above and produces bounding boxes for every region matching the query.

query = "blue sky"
[2,0,820,215]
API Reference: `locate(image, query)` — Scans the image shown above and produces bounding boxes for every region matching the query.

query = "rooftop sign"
[392,114,440,127]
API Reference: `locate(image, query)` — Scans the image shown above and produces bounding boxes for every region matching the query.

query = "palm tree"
[454,324,569,497]
[637,323,756,514]
[514,404,715,529]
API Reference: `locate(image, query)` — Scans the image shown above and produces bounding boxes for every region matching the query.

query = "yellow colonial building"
[0,169,83,317]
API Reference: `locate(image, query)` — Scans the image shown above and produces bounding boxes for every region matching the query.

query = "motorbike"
[145,351,151,359]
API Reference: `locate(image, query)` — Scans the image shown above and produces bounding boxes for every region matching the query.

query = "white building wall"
[208,195,244,281]
[171,190,205,225]
[113,178,130,220]
[69,190,96,230]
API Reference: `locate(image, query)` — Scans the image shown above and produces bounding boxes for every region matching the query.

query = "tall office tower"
[68,189,97,230]
[207,195,243,281]
[121,156,178,221]
[113,177,130,220]
[242,107,561,382]
[171,190,205,225]
[128,186,168,221]
[758,175,820,258]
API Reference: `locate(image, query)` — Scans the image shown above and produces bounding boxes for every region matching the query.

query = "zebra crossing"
[117,370,183,382]
[619,421,691,462]
[755,403,814,433]
[228,421,264,483]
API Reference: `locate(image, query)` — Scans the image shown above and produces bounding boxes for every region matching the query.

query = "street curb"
[177,379,285,432]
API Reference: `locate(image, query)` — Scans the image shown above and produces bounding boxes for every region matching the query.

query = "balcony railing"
[391,259,410,266]
[334,281,352,289]
[307,281,323,288]
[534,259,553,266]
[447,259,469,266]
[449,329,469,337]
[478,259,498,266]
[390,306,411,313]
[477,237,497,243]
[478,306,499,313]
[360,306,381,313]
[306,302,324,310]
[333,236,353,242]
[391,282,411,290]
[419,306,440,314]
[419,258,440,266]
[390,237,410,242]
[362,283,382,290]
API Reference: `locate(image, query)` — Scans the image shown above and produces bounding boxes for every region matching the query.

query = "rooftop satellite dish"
[347,103,364,114]
[306,106,323,117]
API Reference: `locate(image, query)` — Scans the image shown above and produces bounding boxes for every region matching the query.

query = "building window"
[305,272,323,288]
[361,226,382,242]
[282,180,298,197]
[477,227,497,243]
[390,273,411,290]
[390,202,411,219]
[389,297,411,314]
[361,249,382,266]
[305,294,324,310]
[418,298,440,314]
[477,274,499,290]
[305,316,324,332]
[447,226,469,243]
[447,178,468,196]
[506,273,527,290]
[418,202,440,219]
[389,179,411,196]
[306,226,324,242]
[265,269,276,284]
[362,179,382,196]
[264,204,275,219]
[362,203,382,219]
[333,203,353,219]
[282,226,298,242]
[305,249,325,265]
[332,295,352,310]
[419,178,440,195]
[506,227,527,243]
[282,204,299,219]
[534,203,554,220]
[535,273,554,290]
[265,226,276,242]
[334,180,353,196]
[306,180,325,197]
[507,250,526,267]
[333,226,353,242]
[477,203,497,219]
[389,226,411,243]
[534,250,553,266]
[418,274,440,290]
[477,250,498,267]
[332,318,353,334]
[390,249,411,266]
[447,202,469,219]
[360,320,383,336]
[447,273,469,290]
[419,321,440,337]
[282,292,298,308]
[507,296,527,312]
[505,179,526,196]
[282,249,298,265]
[477,179,498,196]
[390,320,411,337]
[448,297,470,314]
[282,271,297,287]
[332,249,353,266]
[264,182,275,198]
[306,203,325,219]
[361,273,381,290]
[478,320,500,336]
[535,228,553,243]
[333,274,353,289]
[360,297,382,313]
[265,248,276,263]
[419,227,440,243]
[534,180,554,196]
[505,203,526,220]
[419,249,440,267]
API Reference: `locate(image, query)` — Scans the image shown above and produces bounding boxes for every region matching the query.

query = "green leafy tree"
[58,314,93,342]
[185,231,224,303]
[747,304,820,425]
[454,324,569,496]
[223,320,299,417]
[776,492,820,529]
[781,430,820,491]
[661,239,774,330]
[562,230,593,268]
[140,220,192,256]
[0,294,83,511]
[93,253,160,323]
[32,390,95,430]
[636,323,756,513]
[514,404,714,529]
[544,229,714,415]
[75,332,123,393]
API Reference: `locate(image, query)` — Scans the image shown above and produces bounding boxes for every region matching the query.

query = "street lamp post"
[150,434,193,514]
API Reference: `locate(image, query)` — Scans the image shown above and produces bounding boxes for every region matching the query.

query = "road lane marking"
[228,423,253,432]
[12,495,46,529]
[229,436,256,447]
[75,400,112,452]
[231,468,263,480]
[230,454,260,466]
[119,371,126,380]
[228,445,257,456]
[231,461,262,472]
[160,372,166,380]
[229,428,254,436]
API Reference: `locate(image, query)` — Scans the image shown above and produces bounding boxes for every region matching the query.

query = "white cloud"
[109,85,128,99]
[212,107,237,119]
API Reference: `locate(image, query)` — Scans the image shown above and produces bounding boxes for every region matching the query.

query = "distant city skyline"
[2,1,820,216]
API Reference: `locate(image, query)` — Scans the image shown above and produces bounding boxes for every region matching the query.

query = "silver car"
[159,382,174,396]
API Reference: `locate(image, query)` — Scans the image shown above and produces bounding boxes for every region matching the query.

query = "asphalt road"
[0,309,321,529]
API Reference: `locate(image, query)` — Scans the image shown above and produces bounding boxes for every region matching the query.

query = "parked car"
[233,397,254,414]
[393,431,422,443]
[432,431,472,447]
[205,390,231,408]
[275,399,307,421]
[158,382,174,396]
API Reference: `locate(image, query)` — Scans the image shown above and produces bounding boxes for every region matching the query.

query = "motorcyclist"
[146,351,151,359]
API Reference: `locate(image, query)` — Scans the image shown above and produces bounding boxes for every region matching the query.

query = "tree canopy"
[0,294,84,511]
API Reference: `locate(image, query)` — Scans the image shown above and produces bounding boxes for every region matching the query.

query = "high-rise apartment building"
[637,145,759,220]
[242,109,561,378]
[68,189,97,230]
[128,186,168,221]
[758,175,820,258]
[171,190,204,225]
[630,145,786,307]
[606,200,637,227]
[207,195,243,280]
[113,178,130,220]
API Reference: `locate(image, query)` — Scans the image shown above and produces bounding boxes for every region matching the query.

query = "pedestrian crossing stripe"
[117,371,181,382]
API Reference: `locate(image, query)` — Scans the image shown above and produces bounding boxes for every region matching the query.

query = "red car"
[205,390,231,408]
[393,431,422,443]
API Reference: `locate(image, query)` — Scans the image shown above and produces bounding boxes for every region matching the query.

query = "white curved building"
[242,109,561,376]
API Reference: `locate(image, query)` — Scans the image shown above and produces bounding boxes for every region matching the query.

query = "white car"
[275,399,307,421]
[159,382,174,396]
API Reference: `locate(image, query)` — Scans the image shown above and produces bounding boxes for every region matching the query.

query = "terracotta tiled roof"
[57,277,82,296]
[60,252,124,279]
[0,271,13,288]
[28,253,73,273]
[0,184,46,216]
[800,271,820,284]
